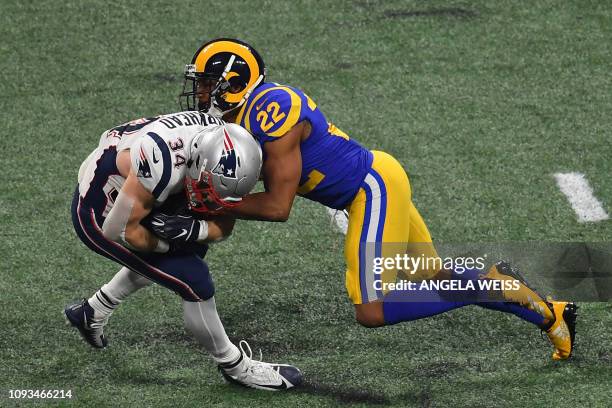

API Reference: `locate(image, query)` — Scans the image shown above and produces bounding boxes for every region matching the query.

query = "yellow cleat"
[545,301,578,360]
[483,261,555,322]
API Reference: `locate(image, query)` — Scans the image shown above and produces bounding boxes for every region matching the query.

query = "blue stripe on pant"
[370,169,387,300]
[358,181,373,304]
[71,188,214,301]
[358,169,388,303]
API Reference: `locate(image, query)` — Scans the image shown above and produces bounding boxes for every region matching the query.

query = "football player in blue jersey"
[172,38,577,360]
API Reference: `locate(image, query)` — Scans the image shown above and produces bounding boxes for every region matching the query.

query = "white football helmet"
[185,123,262,213]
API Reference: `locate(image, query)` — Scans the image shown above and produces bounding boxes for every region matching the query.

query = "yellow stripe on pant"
[344,151,438,304]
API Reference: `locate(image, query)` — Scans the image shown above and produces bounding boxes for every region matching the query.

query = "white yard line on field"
[327,172,608,230]
[554,172,609,223]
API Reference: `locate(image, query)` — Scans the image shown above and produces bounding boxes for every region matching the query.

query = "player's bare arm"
[114,148,236,246]
[102,150,159,252]
[205,216,236,241]
[121,170,160,250]
[225,121,307,222]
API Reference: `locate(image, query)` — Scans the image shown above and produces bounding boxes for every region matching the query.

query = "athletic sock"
[88,289,118,321]
[182,298,241,365]
[382,286,468,324]
[88,267,153,321]
[382,267,546,327]
[454,266,548,327]
[478,302,547,327]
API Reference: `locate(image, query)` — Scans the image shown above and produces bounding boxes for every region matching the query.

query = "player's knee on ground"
[354,302,385,327]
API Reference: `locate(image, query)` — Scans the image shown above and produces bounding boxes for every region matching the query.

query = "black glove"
[146,213,202,243]
[156,240,208,258]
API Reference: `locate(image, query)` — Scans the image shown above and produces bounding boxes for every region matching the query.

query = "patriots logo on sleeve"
[137,146,152,178]
[212,129,238,178]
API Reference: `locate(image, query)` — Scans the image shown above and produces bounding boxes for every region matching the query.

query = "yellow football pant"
[344,151,438,304]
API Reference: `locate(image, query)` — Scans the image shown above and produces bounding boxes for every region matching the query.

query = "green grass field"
[1,0,611,406]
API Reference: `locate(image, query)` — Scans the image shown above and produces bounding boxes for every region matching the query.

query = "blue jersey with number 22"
[234,82,373,210]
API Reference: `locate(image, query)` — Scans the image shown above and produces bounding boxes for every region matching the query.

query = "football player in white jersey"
[65,111,302,390]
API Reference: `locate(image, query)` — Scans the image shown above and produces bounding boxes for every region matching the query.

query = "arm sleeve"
[101,187,134,247]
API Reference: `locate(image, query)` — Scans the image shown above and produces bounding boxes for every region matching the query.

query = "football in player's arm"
[175,38,577,362]
[65,113,302,390]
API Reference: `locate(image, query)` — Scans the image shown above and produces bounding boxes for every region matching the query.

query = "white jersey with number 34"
[78,111,225,214]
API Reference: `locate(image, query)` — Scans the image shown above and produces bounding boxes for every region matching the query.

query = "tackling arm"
[224,122,305,222]
[205,216,236,241]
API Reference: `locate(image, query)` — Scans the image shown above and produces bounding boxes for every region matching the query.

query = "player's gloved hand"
[146,213,204,243]
[157,240,208,258]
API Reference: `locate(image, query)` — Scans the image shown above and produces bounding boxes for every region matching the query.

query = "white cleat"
[218,341,303,391]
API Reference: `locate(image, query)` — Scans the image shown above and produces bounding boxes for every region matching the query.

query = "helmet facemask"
[184,169,242,214]
[184,124,262,215]
[180,38,266,118]
[179,64,224,114]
